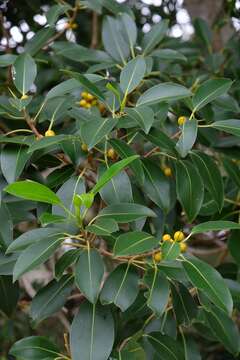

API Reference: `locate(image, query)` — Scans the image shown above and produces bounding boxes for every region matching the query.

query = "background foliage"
[0,0,240,359]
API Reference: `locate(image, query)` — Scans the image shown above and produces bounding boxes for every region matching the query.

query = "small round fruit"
[81,143,88,152]
[162,233,171,242]
[174,231,185,242]
[85,103,92,109]
[180,242,187,253]
[86,93,94,101]
[153,251,162,263]
[164,167,172,177]
[91,99,97,106]
[70,23,78,29]
[79,99,87,107]
[107,148,116,160]
[45,129,55,137]
[66,22,78,29]
[98,103,105,113]
[178,116,186,126]
[81,92,88,99]
[21,94,29,100]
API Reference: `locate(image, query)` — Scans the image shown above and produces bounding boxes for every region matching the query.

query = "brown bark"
[184,0,224,25]
[184,0,234,50]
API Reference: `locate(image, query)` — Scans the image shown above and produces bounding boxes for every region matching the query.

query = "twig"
[171,130,181,139]
[100,247,160,260]
[56,311,71,332]
[90,12,98,49]
[20,277,36,298]
[144,146,159,158]
[23,109,42,138]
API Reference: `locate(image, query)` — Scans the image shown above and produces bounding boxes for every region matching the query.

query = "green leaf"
[13,236,63,281]
[52,175,85,224]
[109,139,145,185]
[0,275,19,316]
[137,82,191,107]
[120,57,146,95]
[30,274,73,322]
[91,155,139,195]
[5,180,62,205]
[1,144,31,183]
[152,49,187,62]
[211,119,240,137]
[143,128,177,156]
[194,18,212,48]
[100,263,139,311]
[0,253,18,275]
[81,117,117,150]
[9,95,32,111]
[171,282,197,326]
[204,306,240,355]
[191,220,240,235]
[0,135,32,145]
[64,70,105,102]
[214,94,240,113]
[46,79,80,99]
[99,165,132,205]
[47,166,75,189]
[102,15,130,63]
[0,202,13,249]
[53,248,80,279]
[74,193,94,208]
[191,151,224,211]
[7,228,62,253]
[101,0,132,15]
[142,159,175,214]
[182,336,201,360]
[175,160,204,222]
[70,302,114,360]
[175,119,198,158]
[98,203,156,223]
[228,230,240,265]
[0,54,17,67]
[162,241,180,261]
[86,218,119,236]
[192,78,232,112]
[55,249,81,280]
[114,231,158,256]
[10,336,60,359]
[12,53,37,95]
[61,138,83,166]
[25,27,55,56]
[125,106,154,134]
[119,339,146,360]
[27,135,71,153]
[75,249,104,304]
[39,212,66,226]
[182,255,233,314]
[52,42,111,64]
[225,279,240,303]
[46,4,71,25]
[144,269,169,317]
[119,13,137,51]
[146,332,184,360]
[43,95,74,124]
[142,20,169,55]
[223,157,240,188]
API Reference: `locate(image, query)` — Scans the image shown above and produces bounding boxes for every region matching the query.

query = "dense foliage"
[1,1,240,359]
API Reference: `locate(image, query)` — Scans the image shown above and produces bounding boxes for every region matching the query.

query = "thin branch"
[23,109,43,138]
[90,12,98,49]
